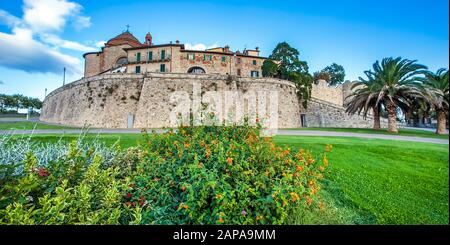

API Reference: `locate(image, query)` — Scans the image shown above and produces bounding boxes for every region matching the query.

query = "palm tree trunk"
[436,109,447,135]
[386,101,398,133]
[373,107,381,130]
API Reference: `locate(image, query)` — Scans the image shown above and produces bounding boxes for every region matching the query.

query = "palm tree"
[367,57,427,133]
[421,68,449,134]
[345,70,384,130]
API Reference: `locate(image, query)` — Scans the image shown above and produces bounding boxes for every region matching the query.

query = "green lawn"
[276,136,449,224]
[0,121,76,130]
[281,127,449,139]
[10,133,450,224]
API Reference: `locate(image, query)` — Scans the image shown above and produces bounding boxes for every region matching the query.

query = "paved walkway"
[1,128,448,145]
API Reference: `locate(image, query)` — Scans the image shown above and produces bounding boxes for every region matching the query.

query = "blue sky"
[0,0,448,100]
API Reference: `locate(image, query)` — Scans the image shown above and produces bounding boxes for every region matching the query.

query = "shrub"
[0,123,331,224]
[125,123,330,224]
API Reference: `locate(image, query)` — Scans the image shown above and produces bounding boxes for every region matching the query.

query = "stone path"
[1,128,448,145]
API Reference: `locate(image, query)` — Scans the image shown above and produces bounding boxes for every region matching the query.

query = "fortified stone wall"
[301,98,388,128]
[41,73,301,128]
[41,74,144,128]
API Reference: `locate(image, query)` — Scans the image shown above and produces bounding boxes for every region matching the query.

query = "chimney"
[224,45,230,53]
[255,47,259,51]
[145,32,153,45]
[175,40,180,44]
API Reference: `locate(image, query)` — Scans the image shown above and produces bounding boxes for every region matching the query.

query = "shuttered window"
[136,52,141,62]
[135,66,141,74]
[148,51,153,61]
[161,50,166,60]
[160,64,166,72]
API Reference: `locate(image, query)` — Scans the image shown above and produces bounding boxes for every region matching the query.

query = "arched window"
[187,66,206,74]
[116,57,128,66]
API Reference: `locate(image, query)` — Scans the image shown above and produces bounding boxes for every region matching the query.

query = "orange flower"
[290,192,300,202]
[215,193,223,199]
[296,165,303,172]
[282,149,290,156]
[256,215,263,221]
[184,142,190,148]
[226,157,233,165]
[198,162,204,168]
[308,180,315,186]
[218,217,224,223]
[306,196,313,206]
[181,186,186,191]
[319,201,325,210]
[319,166,325,172]
[325,144,333,152]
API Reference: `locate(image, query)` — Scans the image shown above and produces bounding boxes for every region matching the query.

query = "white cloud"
[0,27,82,75]
[0,10,22,28]
[73,16,91,30]
[23,0,89,32]
[185,42,219,51]
[95,40,106,48]
[0,0,94,75]
[40,33,96,52]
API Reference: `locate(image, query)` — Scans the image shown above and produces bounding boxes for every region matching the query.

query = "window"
[148,51,153,61]
[237,69,241,76]
[116,57,128,66]
[251,71,259,77]
[187,53,195,60]
[237,57,241,64]
[203,54,212,61]
[161,50,166,60]
[253,60,257,65]
[160,64,166,72]
[221,56,226,62]
[136,52,141,62]
[135,66,141,74]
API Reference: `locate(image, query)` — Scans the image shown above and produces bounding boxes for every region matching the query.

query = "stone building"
[83,31,264,78]
[41,31,388,129]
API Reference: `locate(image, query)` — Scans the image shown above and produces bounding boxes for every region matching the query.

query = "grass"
[281,127,449,139]
[277,136,449,225]
[8,133,450,224]
[0,121,76,130]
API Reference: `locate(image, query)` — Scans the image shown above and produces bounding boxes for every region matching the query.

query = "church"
[83,31,265,78]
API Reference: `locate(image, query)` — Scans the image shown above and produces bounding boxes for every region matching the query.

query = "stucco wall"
[41,73,301,128]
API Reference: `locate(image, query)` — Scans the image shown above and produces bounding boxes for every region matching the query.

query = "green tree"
[368,57,427,133]
[262,59,279,78]
[421,68,449,134]
[345,71,384,130]
[268,42,313,108]
[321,63,346,86]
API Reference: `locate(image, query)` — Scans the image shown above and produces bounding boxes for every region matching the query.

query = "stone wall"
[41,73,301,128]
[41,74,144,128]
[301,98,389,128]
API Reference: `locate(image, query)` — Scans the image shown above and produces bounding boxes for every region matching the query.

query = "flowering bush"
[0,123,331,224]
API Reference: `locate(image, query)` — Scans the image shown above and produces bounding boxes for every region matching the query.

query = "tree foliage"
[0,94,43,112]
[316,63,346,86]
[263,42,313,108]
